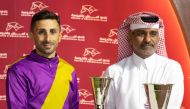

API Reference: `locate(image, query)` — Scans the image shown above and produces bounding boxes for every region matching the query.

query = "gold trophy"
[90,77,112,109]
[144,84,173,109]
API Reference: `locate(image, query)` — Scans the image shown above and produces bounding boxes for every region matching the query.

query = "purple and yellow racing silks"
[6,50,79,109]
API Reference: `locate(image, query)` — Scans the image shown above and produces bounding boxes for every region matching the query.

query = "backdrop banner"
[0,0,189,109]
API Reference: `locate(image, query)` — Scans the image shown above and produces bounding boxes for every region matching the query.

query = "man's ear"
[58,32,62,42]
[28,32,34,40]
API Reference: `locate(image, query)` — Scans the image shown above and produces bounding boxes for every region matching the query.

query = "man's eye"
[133,31,146,36]
[38,30,45,35]
[50,29,57,34]
[150,31,158,36]
[137,32,145,36]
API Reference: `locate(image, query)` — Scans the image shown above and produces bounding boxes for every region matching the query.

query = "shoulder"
[58,58,75,71]
[7,56,29,77]
[105,57,129,78]
[108,58,127,69]
[58,58,74,67]
[156,55,183,80]
[156,55,181,68]
[8,56,28,71]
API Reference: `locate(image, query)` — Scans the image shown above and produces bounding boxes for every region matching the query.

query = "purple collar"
[27,50,59,64]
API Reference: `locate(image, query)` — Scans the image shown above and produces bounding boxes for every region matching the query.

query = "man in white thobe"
[104,12,184,109]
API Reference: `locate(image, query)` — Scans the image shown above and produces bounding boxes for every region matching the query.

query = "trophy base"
[95,104,104,109]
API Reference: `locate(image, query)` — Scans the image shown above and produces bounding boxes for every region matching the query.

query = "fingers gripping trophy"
[90,77,112,109]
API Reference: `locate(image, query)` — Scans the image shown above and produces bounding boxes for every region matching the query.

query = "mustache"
[140,42,154,47]
[41,41,54,45]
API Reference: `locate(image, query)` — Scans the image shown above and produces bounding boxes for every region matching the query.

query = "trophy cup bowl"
[144,84,173,109]
[90,77,112,109]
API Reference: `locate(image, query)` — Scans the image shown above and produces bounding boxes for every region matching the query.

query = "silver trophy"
[90,77,112,109]
[144,84,173,109]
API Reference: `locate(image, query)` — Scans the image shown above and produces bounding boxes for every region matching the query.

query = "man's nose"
[144,33,151,42]
[44,33,51,41]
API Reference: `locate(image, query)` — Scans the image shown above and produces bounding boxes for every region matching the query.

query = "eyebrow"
[35,27,59,30]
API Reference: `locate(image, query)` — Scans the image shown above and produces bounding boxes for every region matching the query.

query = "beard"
[133,42,158,58]
[35,40,58,56]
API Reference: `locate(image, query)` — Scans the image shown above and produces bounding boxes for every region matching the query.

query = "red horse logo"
[6,22,23,31]
[80,5,98,14]
[108,29,118,37]
[79,89,93,98]
[83,48,101,57]
[30,1,48,11]
[61,25,76,34]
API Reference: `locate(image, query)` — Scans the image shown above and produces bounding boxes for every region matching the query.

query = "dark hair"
[30,10,60,32]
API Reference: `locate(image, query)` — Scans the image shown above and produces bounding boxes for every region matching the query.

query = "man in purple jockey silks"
[6,10,79,109]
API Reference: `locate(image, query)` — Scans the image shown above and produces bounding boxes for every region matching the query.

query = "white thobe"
[104,53,184,109]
